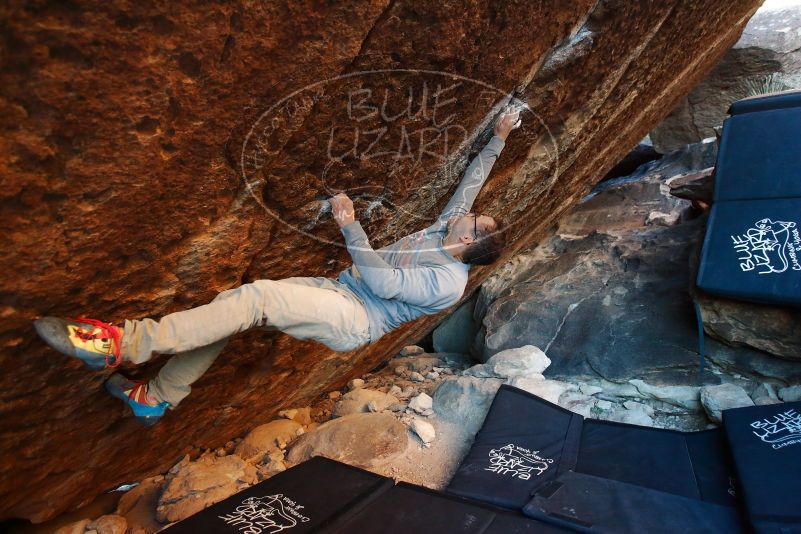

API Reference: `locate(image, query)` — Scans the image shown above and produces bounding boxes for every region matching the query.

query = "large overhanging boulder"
[0,0,762,522]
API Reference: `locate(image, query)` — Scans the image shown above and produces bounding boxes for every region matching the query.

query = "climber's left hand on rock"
[494,106,521,141]
[329,193,356,228]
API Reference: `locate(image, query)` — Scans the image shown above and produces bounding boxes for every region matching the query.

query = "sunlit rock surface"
[0,0,761,522]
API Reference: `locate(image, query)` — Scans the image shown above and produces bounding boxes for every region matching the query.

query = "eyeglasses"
[470,213,479,241]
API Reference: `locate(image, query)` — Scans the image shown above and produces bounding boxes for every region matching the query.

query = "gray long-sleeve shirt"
[337,135,506,343]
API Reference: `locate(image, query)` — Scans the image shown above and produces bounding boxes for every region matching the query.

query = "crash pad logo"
[731,218,801,274]
[217,494,310,533]
[750,409,801,450]
[485,444,553,480]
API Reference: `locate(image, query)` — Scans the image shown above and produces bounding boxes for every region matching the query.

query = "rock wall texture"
[471,140,801,387]
[0,0,761,522]
[651,2,801,153]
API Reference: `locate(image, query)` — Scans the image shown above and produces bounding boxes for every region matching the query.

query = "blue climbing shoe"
[105,373,170,426]
[34,316,124,370]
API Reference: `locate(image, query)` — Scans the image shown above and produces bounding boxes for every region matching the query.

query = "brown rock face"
[0,0,760,522]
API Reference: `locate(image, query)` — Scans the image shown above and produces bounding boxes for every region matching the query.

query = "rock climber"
[34,106,521,425]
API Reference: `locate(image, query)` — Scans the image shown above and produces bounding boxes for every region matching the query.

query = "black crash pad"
[696,199,801,306]
[163,455,567,534]
[723,402,801,534]
[576,420,736,506]
[697,90,801,307]
[162,456,391,533]
[447,385,737,510]
[523,471,745,534]
[713,106,801,202]
[446,385,581,509]
[327,482,570,533]
[728,89,801,116]
[327,483,496,533]
[482,510,571,533]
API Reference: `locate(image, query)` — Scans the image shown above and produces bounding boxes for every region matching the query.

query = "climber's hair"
[463,218,506,266]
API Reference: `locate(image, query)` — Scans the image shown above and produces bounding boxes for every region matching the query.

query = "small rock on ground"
[278,407,312,426]
[410,418,436,446]
[235,419,303,462]
[333,388,399,417]
[390,356,444,373]
[580,385,603,396]
[400,386,417,399]
[623,400,655,417]
[408,392,433,414]
[388,402,406,412]
[464,345,551,379]
[558,391,596,418]
[629,380,701,411]
[507,376,568,404]
[595,400,613,410]
[700,383,754,424]
[433,376,503,432]
[752,383,781,406]
[87,515,127,534]
[779,385,801,402]
[348,378,365,390]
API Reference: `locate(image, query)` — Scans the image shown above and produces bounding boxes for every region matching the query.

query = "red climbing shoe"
[34,317,123,370]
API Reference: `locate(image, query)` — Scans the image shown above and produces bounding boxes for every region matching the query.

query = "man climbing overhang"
[34,106,521,425]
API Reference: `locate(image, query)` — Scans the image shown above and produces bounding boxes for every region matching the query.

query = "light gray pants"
[119,277,371,406]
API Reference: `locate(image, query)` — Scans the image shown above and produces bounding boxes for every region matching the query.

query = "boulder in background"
[651,2,801,153]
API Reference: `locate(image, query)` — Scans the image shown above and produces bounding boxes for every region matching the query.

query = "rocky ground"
[48,341,801,534]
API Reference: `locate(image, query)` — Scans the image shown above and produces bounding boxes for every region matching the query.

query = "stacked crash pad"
[448,384,801,533]
[162,454,569,533]
[724,402,801,533]
[696,89,801,306]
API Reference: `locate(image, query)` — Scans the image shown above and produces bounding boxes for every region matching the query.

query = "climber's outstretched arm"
[437,107,520,223]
